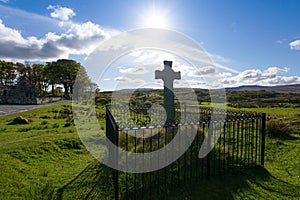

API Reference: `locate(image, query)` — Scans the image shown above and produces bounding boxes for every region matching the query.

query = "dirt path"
[0,101,69,117]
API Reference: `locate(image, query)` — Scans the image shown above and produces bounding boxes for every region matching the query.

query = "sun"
[144,12,168,29]
[139,8,171,29]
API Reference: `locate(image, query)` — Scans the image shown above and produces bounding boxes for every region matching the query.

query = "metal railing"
[106,105,266,200]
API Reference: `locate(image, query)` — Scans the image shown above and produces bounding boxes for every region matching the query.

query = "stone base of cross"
[155,61,181,125]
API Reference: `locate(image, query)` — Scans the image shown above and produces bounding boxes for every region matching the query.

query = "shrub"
[266,119,294,138]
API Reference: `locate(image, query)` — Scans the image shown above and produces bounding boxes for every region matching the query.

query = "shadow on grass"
[269,134,299,140]
[53,164,298,200]
[54,161,114,200]
[164,166,298,200]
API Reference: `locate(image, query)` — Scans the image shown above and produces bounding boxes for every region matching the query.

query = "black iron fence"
[106,105,266,200]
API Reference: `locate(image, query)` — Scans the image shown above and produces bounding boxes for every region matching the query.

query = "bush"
[266,119,294,138]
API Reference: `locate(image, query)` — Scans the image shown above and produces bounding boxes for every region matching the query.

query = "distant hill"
[113,84,300,93]
[225,84,300,93]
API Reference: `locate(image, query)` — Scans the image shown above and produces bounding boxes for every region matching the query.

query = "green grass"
[165,135,300,200]
[233,107,300,118]
[0,103,299,199]
[0,103,96,199]
[234,106,300,135]
[162,106,300,199]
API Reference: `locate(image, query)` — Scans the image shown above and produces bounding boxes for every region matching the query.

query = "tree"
[73,66,98,100]
[15,62,49,96]
[15,62,32,82]
[0,60,16,86]
[0,59,95,99]
[46,59,81,98]
[31,64,47,96]
[44,62,58,96]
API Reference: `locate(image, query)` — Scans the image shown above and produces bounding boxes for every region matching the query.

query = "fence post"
[106,107,119,200]
[206,122,212,180]
[114,125,119,200]
[260,113,266,166]
[184,103,186,122]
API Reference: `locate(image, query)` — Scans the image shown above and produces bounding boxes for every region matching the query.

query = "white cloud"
[119,66,148,74]
[172,66,300,89]
[114,77,145,84]
[219,72,232,77]
[0,19,64,61]
[0,5,59,35]
[0,5,114,61]
[0,0,8,3]
[263,66,289,78]
[127,49,220,78]
[173,63,218,78]
[130,49,176,64]
[112,65,299,90]
[174,79,206,88]
[289,39,300,50]
[47,20,110,55]
[128,49,240,76]
[0,19,26,43]
[171,43,240,74]
[193,66,216,76]
[221,66,300,87]
[47,5,75,21]
[209,53,232,63]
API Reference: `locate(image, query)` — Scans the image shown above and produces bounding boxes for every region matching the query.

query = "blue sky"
[0,0,300,90]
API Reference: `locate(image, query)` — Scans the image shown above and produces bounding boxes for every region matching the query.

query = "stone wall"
[0,77,37,105]
[36,97,63,104]
[0,96,63,105]
[0,96,38,104]
[0,78,64,105]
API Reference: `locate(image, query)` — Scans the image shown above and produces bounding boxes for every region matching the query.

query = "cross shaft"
[155,61,181,124]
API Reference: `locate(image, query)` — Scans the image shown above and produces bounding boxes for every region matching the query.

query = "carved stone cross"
[155,61,181,125]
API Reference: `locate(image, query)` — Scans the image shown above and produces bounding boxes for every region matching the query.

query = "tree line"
[0,59,95,98]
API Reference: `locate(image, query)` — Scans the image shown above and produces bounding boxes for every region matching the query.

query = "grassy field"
[0,103,101,199]
[166,135,300,200]
[0,102,299,199]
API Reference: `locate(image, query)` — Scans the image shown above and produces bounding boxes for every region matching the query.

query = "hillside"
[225,84,300,93]
[115,84,300,93]
[108,85,300,109]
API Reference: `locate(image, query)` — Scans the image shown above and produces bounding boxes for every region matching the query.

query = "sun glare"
[139,6,171,29]
[144,12,168,29]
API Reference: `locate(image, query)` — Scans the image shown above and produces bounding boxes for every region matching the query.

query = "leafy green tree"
[0,59,95,99]
[44,62,58,96]
[15,62,32,82]
[46,59,82,98]
[73,65,98,101]
[15,62,49,96]
[31,64,47,96]
[0,60,16,86]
